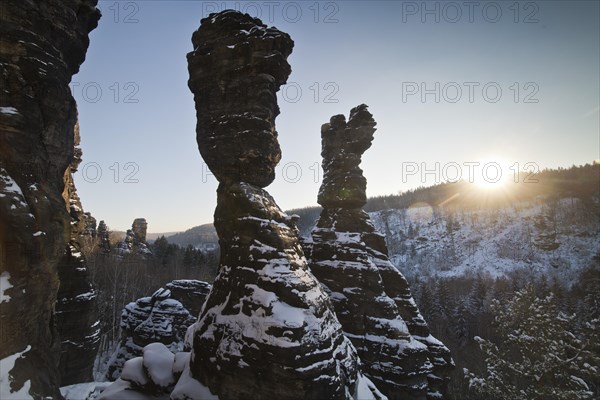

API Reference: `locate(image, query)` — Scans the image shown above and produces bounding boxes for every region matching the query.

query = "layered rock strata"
[310,105,454,399]
[166,279,212,318]
[56,118,101,386]
[184,10,373,400]
[0,1,100,397]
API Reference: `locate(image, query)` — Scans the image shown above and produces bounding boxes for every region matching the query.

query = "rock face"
[185,11,371,400]
[115,218,152,256]
[0,1,100,398]
[132,218,148,243]
[310,105,454,399]
[97,220,111,253]
[106,282,211,380]
[188,10,292,188]
[317,106,375,209]
[56,118,101,386]
[166,279,212,318]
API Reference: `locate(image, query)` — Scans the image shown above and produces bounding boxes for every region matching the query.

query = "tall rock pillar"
[185,10,371,400]
[310,105,454,399]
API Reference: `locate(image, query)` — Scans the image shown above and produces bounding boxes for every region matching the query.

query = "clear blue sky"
[72,0,600,232]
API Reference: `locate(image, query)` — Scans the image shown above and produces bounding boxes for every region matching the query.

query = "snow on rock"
[56,137,101,386]
[0,167,27,210]
[106,282,209,380]
[166,280,212,317]
[0,345,33,400]
[101,346,192,399]
[185,10,365,399]
[183,180,363,399]
[309,105,452,399]
[143,343,176,389]
[1,1,99,397]
[60,382,108,400]
[171,355,219,400]
[114,218,153,257]
[97,378,163,400]
[172,352,190,376]
[354,373,387,400]
[1,271,14,303]
[0,106,20,115]
[121,357,150,387]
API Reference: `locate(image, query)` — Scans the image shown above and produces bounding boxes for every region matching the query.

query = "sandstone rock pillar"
[310,105,454,399]
[185,10,367,400]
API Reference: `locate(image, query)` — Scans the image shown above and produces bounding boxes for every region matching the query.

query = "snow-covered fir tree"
[466,284,598,400]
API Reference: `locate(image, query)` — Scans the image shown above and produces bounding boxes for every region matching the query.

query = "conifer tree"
[466,285,597,400]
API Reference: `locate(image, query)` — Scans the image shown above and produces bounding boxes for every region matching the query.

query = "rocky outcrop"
[99,344,194,400]
[166,279,212,318]
[97,220,111,253]
[56,118,101,386]
[183,10,376,400]
[132,218,148,243]
[115,218,152,256]
[188,10,291,188]
[310,105,453,399]
[0,1,100,398]
[106,282,211,380]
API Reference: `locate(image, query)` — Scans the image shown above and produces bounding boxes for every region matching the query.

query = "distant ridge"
[118,164,600,247]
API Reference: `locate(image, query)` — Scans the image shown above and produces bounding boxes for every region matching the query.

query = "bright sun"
[472,157,510,190]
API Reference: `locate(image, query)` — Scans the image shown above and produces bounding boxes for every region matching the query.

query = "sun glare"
[472,157,510,190]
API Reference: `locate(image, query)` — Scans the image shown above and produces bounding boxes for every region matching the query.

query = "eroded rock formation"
[56,118,101,386]
[115,218,152,256]
[310,105,454,399]
[106,282,211,380]
[132,218,148,243]
[97,220,111,253]
[183,10,375,400]
[0,0,100,397]
[166,279,212,318]
[101,349,197,400]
